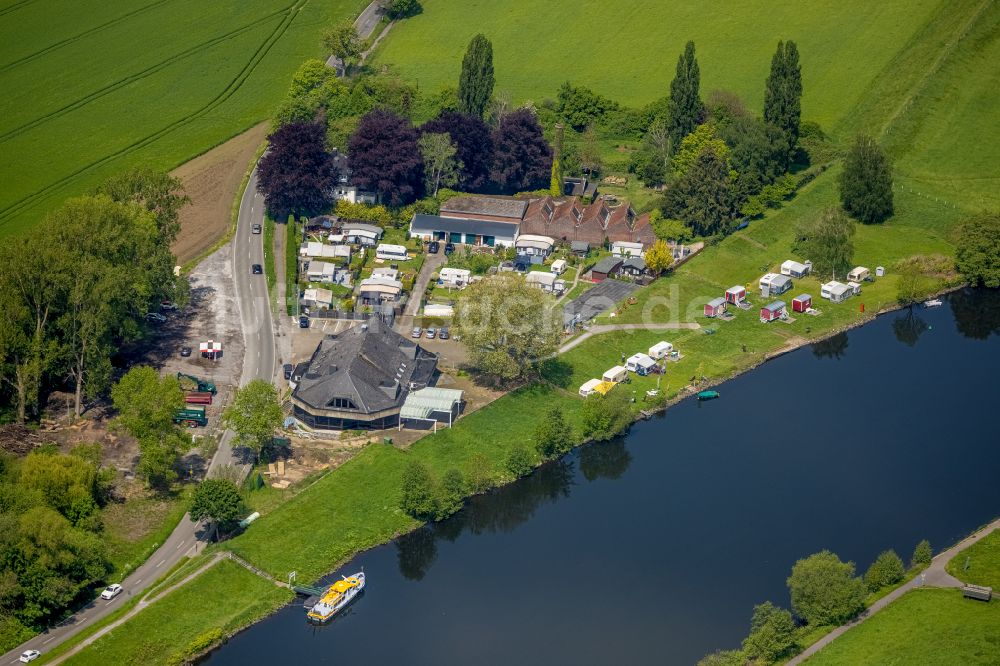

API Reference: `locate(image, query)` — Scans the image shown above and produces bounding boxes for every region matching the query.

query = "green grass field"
[947,529,1000,589]
[0,0,365,237]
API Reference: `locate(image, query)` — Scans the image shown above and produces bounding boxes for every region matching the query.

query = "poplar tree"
[764,40,803,160]
[666,41,702,146]
[550,123,564,196]
[839,134,894,224]
[458,34,494,118]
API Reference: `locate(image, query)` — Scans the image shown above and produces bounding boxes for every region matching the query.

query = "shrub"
[864,549,906,591]
[955,212,1000,287]
[786,550,866,625]
[534,407,574,458]
[505,447,534,478]
[435,468,466,519]
[400,460,438,519]
[911,540,933,568]
[580,390,634,442]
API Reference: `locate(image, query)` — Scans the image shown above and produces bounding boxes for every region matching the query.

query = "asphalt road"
[326,0,384,69]
[2,169,276,664]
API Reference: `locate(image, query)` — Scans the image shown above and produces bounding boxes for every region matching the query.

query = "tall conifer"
[458,34,495,118]
[666,41,702,146]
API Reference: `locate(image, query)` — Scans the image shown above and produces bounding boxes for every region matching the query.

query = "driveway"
[395,249,447,334]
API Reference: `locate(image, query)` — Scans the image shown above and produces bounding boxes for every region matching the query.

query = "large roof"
[293,319,437,415]
[400,387,464,421]
[440,196,528,220]
[410,214,519,239]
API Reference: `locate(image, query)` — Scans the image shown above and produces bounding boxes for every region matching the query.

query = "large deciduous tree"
[322,19,361,71]
[663,145,736,236]
[764,40,803,160]
[792,207,855,280]
[190,478,245,529]
[721,116,788,202]
[955,212,1000,287]
[666,41,702,147]
[457,34,494,118]
[96,168,189,243]
[490,109,553,193]
[258,121,335,219]
[420,111,494,190]
[839,134,893,224]
[222,379,283,463]
[454,273,561,381]
[348,109,425,206]
[786,550,866,626]
[418,132,459,197]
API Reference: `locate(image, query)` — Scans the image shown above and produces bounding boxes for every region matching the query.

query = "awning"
[400,387,464,425]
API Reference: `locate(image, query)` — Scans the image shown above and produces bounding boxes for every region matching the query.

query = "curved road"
[2,170,275,664]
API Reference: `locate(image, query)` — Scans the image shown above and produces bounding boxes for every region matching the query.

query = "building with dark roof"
[520,196,655,249]
[439,196,528,222]
[291,319,438,430]
[331,150,376,205]
[409,213,519,247]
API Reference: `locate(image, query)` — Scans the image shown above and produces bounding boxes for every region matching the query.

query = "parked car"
[298,315,310,329]
[19,650,40,663]
[160,300,177,311]
[426,327,436,339]
[411,326,422,338]
[251,264,263,274]
[444,242,455,255]
[145,312,167,323]
[428,241,440,254]
[251,223,262,234]
[180,346,192,357]
[438,327,449,340]
[101,584,123,600]
[283,363,294,380]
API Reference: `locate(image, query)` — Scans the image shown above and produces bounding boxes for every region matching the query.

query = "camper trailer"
[649,341,674,359]
[780,260,812,278]
[759,273,792,297]
[847,266,871,283]
[626,353,658,376]
[602,366,628,383]
[821,281,853,303]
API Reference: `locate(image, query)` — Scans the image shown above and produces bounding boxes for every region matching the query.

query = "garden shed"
[649,341,673,359]
[725,285,746,305]
[704,297,727,318]
[760,300,787,323]
[792,294,812,313]
[602,366,628,383]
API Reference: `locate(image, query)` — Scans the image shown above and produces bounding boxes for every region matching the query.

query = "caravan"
[375,244,409,261]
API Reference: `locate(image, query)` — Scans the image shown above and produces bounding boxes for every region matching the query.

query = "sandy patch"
[170,123,269,264]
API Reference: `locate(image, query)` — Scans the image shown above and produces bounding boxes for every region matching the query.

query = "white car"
[100,584,123,600]
[19,650,40,663]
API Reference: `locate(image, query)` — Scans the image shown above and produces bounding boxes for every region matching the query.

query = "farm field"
[0,0,365,237]
[370,0,944,131]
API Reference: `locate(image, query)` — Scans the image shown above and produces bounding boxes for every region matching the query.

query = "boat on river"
[306,572,365,623]
[696,390,720,401]
[924,298,943,308]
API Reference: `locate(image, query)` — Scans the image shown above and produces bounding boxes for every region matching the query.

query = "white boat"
[306,572,365,623]
[923,298,943,308]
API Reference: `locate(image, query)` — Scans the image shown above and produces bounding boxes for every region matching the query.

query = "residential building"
[331,150,376,204]
[359,276,403,304]
[526,270,558,292]
[617,256,648,280]
[340,223,383,247]
[409,213,519,247]
[439,195,529,223]
[302,287,334,309]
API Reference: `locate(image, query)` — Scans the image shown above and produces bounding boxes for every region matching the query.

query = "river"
[205,288,1000,665]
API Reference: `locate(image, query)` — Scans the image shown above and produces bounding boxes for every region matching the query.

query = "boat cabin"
[704,297,727,318]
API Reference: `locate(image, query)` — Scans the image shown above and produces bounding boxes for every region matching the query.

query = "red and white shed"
[792,294,812,313]
[725,285,746,305]
[704,297,727,318]
[760,301,787,323]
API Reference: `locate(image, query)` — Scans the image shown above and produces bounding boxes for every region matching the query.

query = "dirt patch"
[170,123,268,265]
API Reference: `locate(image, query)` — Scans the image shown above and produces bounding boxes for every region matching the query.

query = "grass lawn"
[371,0,943,130]
[0,0,367,237]
[60,560,292,666]
[947,529,1000,589]
[102,490,191,580]
[804,589,1000,665]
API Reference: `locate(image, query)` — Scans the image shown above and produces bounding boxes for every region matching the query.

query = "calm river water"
[205,288,1000,665]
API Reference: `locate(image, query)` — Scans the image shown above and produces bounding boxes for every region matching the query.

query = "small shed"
[725,285,746,305]
[821,281,853,303]
[302,287,334,308]
[780,259,811,278]
[847,266,870,282]
[579,378,602,397]
[792,294,812,313]
[571,241,590,256]
[602,365,628,383]
[626,352,658,376]
[704,297,727,318]
[550,259,567,275]
[649,341,674,359]
[590,256,623,282]
[875,266,886,277]
[760,300,787,322]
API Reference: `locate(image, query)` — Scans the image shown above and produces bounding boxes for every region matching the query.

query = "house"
[519,196,656,250]
[302,287,334,309]
[526,270,558,292]
[821,281,853,303]
[725,285,747,305]
[579,378,602,397]
[704,297,727,318]
[792,294,812,313]
[611,241,645,258]
[340,223,383,247]
[602,366,628,383]
[649,341,673,359]
[590,256,623,282]
[570,241,590,256]
[780,260,812,278]
[306,260,337,283]
[359,276,403,304]
[563,176,598,200]
[550,259,567,275]
[616,256,648,280]
[291,319,438,430]
[847,266,871,282]
[439,195,528,223]
[759,273,792,296]
[409,213,519,247]
[515,234,556,264]
[331,150,376,204]
[626,352,658,376]
[760,300,787,322]
[439,267,472,288]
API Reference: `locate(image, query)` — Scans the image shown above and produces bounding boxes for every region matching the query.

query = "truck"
[183,391,213,405]
[173,406,207,427]
[176,372,217,395]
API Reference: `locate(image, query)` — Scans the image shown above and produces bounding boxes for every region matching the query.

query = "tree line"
[0,170,187,423]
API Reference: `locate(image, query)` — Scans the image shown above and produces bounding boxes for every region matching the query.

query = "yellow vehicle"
[306,572,366,623]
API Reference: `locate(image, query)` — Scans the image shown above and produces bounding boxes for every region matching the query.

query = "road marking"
[155,559,165,568]
[42,637,54,644]
[175,541,184,550]
[134,578,142,584]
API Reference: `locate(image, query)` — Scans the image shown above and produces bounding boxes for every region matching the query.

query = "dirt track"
[170,123,268,264]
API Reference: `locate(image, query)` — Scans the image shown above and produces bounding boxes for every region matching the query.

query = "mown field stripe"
[0,0,174,73]
[0,0,308,223]
[0,0,40,18]
[0,5,293,142]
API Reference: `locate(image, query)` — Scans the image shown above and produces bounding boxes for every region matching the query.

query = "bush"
[386,0,421,19]
[400,460,438,519]
[741,601,798,662]
[864,549,906,591]
[435,468,466,519]
[911,539,933,568]
[955,212,1000,287]
[505,447,534,478]
[786,550,866,625]
[580,390,634,442]
[534,407,574,458]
